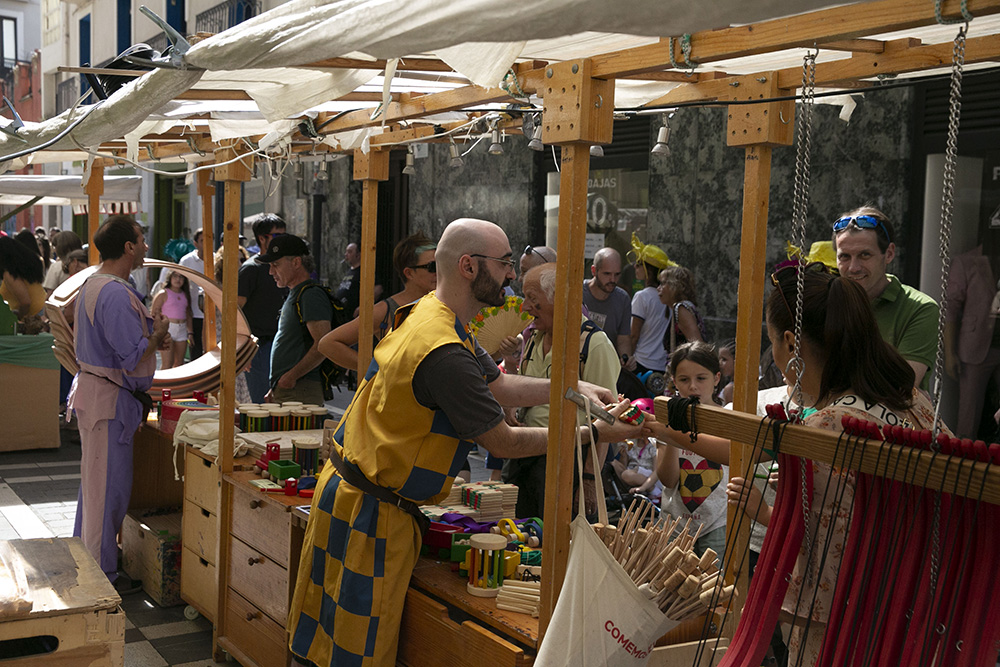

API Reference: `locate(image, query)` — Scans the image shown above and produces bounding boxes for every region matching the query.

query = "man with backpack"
[259,234,332,405]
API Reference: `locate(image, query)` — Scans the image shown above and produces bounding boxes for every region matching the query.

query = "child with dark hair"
[645,340,732,560]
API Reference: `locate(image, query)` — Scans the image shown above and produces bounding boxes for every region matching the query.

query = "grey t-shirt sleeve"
[412,341,503,440]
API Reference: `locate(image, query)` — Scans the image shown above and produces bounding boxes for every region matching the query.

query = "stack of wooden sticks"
[592,500,735,621]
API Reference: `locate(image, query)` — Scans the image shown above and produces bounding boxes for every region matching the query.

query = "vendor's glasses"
[470,254,516,271]
[832,214,892,243]
[410,261,436,273]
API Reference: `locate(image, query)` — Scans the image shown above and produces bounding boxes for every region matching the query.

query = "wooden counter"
[409,557,538,650]
[130,420,184,510]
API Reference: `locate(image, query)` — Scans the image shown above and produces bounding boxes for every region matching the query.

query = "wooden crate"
[0,538,124,666]
[121,510,183,607]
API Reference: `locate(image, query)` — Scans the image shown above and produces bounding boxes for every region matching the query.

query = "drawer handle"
[246,611,260,622]
[249,499,262,509]
[248,556,263,566]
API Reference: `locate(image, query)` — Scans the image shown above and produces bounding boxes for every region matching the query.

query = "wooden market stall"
[19,0,1000,663]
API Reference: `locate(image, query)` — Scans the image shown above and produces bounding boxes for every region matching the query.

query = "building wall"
[396,87,917,349]
[407,137,544,264]
[645,87,915,343]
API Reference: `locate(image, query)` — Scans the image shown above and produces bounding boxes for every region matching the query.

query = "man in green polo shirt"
[833,205,938,390]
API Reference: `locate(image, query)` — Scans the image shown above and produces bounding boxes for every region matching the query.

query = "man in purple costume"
[69,215,168,584]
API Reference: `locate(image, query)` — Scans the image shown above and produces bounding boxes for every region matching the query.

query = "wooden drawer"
[185,448,220,514]
[229,537,290,624]
[230,483,292,568]
[224,588,289,667]
[182,498,218,564]
[181,546,217,623]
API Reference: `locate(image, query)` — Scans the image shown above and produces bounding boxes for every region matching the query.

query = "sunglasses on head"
[832,214,892,243]
[410,261,436,273]
[524,245,554,263]
[770,261,832,317]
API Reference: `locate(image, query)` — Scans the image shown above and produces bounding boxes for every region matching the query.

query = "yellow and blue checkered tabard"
[288,293,480,666]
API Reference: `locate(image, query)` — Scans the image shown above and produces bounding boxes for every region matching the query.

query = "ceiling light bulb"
[449,141,464,168]
[651,125,671,156]
[527,125,544,151]
[488,128,504,155]
[315,161,329,180]
[402,147,416,176]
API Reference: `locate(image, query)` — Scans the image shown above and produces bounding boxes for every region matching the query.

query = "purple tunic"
[69,274,156,580]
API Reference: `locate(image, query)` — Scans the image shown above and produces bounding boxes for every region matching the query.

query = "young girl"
[645,341,732,560]
[151,270,193,369]
[717,338,736,405]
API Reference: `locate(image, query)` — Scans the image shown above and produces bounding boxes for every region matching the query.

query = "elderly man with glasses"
[832,205,938,389]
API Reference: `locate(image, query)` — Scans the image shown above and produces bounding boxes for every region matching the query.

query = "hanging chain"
[929,20,968,600]
[790,51,818,585]
[788,50,817,414]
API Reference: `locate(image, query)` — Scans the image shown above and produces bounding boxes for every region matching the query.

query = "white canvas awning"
[0,174,142,208]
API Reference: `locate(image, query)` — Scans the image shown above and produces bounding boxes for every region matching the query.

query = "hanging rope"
[668,34,696,74]
[934,0,974,25]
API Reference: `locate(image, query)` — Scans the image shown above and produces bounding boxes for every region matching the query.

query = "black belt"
[327,446,430,536]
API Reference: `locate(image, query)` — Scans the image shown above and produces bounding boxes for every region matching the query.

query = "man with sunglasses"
[832,205,938,389]
[288,218,638,667]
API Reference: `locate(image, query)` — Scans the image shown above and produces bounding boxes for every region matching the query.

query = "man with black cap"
[258,234,332,405]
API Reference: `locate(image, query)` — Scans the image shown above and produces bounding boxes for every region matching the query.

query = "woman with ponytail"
[760,264,943,665]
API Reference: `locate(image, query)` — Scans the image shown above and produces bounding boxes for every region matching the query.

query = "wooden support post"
[537,59,614,640]
[722,72,793,631]
[210,142,253,662]
[352,150,389,378]
[84,166,104,265]
[198,170,217,352]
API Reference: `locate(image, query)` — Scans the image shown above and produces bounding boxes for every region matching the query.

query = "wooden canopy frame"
[55,0,1000,661]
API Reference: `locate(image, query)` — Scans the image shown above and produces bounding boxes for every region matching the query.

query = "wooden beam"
[176,89,398,102]
[654,401,1000,505]
[538,60,614,640]
[816,38,887,53]
[725,143,774,633]
[775,33,1000,88]
[84,166,103,265]
[305,56,456,72]
[590,0,1000,78]
[352,149,390,378]
[643,33,1000,107]
[198,170,217,352]
[317,65,543,135]
[317,85,516,135]
[539,142,591,641]
[213,177,243,661]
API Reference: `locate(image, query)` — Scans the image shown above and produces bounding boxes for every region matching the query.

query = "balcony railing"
[196,0,261,34]
[56,78,78,115]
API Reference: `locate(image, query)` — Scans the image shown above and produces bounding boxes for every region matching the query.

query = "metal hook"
[185,136,205,157]
[779,109,790,125]
[145,145,156,162]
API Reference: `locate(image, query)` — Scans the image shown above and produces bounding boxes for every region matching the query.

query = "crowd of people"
[16,198,993,666]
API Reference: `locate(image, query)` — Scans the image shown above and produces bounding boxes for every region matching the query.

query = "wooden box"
[121,510,183,607]
[0,362,58,452]
[0,538,124,666]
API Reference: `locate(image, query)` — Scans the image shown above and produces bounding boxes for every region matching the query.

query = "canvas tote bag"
[535,400,678,667]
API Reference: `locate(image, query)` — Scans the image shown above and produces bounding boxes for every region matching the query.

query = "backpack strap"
[293,281,332,344]
[579,319,601,375]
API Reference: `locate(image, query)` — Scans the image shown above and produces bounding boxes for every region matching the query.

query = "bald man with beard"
[287,218,639,667]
